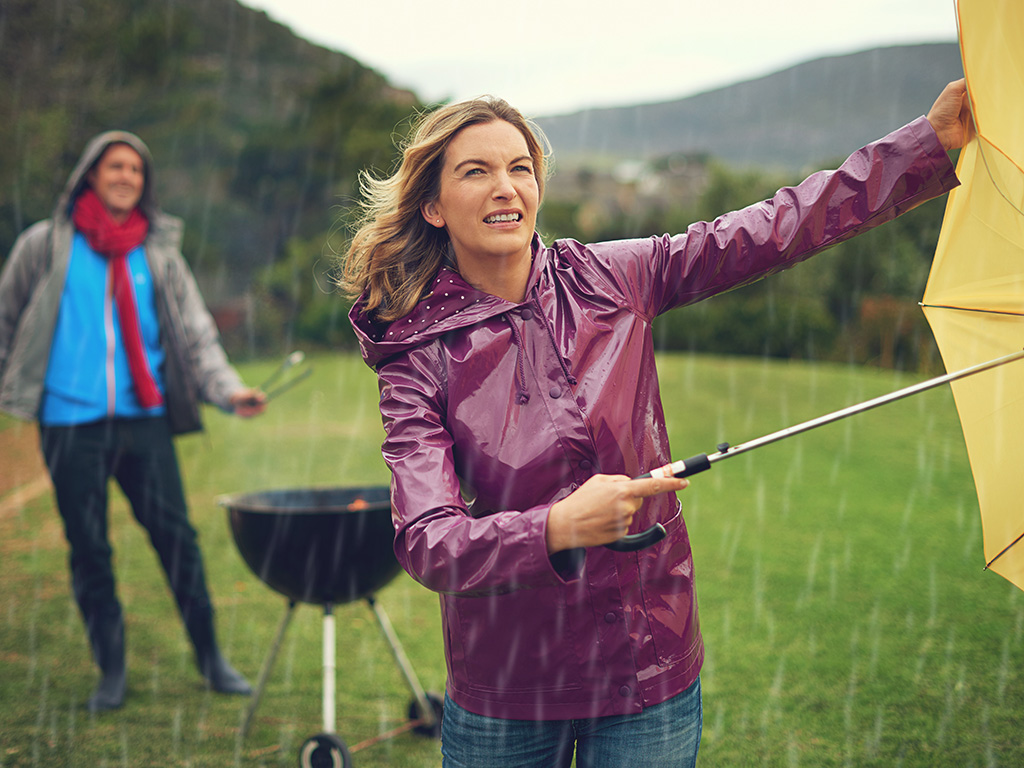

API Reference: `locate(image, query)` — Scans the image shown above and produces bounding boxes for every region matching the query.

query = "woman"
[343,83,971,767]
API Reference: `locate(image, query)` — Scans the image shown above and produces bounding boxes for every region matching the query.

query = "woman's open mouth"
[484,212,523,224]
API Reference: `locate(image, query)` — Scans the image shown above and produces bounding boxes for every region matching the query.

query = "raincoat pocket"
[640,526,701,668]
[444,587,585,695]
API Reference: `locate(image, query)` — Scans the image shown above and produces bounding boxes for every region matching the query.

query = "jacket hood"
[54,130,161,224]
[351,235,548,369]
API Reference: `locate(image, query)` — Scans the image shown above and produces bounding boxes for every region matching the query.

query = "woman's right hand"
[545,473,688,553]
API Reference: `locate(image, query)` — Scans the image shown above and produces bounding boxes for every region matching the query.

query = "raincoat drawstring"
[505,316,530,404]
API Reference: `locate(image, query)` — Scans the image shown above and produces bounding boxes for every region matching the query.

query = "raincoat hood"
[55,130,161,224]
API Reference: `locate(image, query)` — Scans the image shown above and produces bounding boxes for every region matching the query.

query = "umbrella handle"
[604,522,668,552]
[604,454,714,552]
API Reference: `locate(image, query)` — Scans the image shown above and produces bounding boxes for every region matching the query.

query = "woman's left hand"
[927,78,975,151]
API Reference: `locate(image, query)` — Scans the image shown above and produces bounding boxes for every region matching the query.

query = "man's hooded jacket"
[0,130,241,434]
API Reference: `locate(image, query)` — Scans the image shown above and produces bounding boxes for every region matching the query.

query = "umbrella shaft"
[644,349,1024,480]
[715,349,1024,462]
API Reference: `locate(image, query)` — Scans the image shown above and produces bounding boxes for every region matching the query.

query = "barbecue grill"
[221,486,442,768]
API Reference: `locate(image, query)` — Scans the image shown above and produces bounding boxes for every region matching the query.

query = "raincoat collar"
[351,234,548,369]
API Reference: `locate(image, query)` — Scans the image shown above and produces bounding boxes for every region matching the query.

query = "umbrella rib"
[985,529,1024,571]
[975,135,1024,218]
[919,302,1024,318]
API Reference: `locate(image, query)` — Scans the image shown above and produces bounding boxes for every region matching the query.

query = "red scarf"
[71,188,163,409]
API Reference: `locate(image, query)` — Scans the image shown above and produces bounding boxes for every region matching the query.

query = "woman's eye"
[513,164,533,174]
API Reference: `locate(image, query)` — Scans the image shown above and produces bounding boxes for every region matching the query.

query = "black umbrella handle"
[604,454,714,552]
[604,522,668,552]
[638,453,714,480]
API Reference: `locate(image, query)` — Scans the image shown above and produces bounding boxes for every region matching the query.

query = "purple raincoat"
[350,116,958,720]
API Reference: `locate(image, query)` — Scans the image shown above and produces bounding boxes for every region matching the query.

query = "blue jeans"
[441,676,702,768]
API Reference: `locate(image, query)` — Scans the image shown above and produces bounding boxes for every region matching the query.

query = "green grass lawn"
[1,352,1021,767]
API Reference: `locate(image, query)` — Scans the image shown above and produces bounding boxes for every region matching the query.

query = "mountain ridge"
[536,43,963,173]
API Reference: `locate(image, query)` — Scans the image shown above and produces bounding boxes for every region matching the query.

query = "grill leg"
[237,600,297,745]
[365,595,437,729]
[322,603,336,733]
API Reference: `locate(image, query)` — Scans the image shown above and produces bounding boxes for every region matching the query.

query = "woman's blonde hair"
[341,96,549,323]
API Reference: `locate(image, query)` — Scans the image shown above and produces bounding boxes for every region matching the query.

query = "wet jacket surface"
[350,117,958,720]
[0,131,242,434]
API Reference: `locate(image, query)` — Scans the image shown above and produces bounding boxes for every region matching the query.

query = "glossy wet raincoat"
[350,116,958,720]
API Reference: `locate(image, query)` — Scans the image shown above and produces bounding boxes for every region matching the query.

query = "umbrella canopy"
[922,0,1024,590]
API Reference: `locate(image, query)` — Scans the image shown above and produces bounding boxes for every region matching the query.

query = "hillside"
[0,0,418,298]
[536,43,963,173]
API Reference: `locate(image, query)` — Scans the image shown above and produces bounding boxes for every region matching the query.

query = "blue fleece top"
[40,233,167,425]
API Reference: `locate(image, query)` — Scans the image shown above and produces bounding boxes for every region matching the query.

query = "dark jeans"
[40,417,215,658]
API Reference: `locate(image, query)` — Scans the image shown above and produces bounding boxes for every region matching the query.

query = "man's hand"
[230,388,267,418]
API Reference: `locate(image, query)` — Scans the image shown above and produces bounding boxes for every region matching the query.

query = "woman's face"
[421,120,539,280]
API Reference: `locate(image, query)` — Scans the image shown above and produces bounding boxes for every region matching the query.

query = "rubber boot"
[186,610,252,695]
[87,617,126,712]
[198,646,253,695]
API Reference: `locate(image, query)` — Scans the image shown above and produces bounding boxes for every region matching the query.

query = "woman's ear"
[421,200,444,228]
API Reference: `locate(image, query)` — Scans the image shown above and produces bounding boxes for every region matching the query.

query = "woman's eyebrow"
[452,155,532,173]
[452,158,489,172]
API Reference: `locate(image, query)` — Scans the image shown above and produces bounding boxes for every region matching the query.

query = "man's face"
[87,144,145,223]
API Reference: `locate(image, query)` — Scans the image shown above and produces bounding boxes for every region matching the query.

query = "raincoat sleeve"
[585,116,959,317]
[377,344,582,597]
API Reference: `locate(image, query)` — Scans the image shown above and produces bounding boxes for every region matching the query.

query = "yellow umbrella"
[922,0,1024,590]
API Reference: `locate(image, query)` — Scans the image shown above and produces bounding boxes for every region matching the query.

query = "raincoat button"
[603,612,616,623]
[549,386,562,399]
[580,459,592,470]
[520,308,534,321]
[618,685,632,697]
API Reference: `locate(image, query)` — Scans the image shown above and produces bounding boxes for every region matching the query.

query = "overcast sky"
[239,0,959,116]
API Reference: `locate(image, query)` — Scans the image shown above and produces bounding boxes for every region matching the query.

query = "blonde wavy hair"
[341,96,549,323]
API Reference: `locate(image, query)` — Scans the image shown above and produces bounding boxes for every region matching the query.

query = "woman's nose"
[492,173,518,200]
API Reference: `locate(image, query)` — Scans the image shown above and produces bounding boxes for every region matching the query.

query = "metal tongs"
[259,350,314,402]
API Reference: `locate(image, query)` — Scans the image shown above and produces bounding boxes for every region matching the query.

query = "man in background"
[0,131,266,711]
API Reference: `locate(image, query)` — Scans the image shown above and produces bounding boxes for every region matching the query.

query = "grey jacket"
[0,130,242,434]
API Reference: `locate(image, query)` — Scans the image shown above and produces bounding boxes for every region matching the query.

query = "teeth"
[485,213,520,223]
